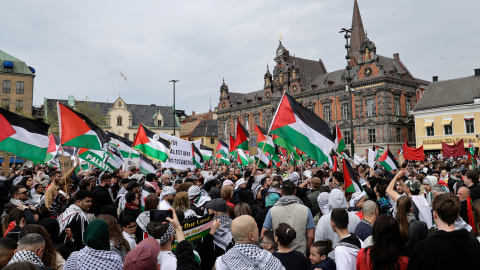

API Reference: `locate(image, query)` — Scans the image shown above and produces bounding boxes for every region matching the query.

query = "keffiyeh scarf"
[63,246,123,270]
[217,243,284,270]
[213,214,233,251]
[159,224,175,244]
[8,250,44,267]
[58,204,89,235]
[274,195,304,207]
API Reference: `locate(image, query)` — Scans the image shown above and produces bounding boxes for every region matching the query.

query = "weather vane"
[279,31,282,42]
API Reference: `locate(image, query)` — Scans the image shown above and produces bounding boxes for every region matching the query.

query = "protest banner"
[172,214,215,250]
[160,133,200,170]
[2,155,10,173]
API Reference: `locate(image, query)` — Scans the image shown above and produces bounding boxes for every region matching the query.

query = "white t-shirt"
[158,200,172,210]
[158,250,177,270]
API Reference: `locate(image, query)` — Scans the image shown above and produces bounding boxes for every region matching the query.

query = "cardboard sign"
[2,155,10,173]
[59,156,74,172]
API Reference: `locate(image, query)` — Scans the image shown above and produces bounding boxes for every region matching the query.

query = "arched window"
[117,116,122,126]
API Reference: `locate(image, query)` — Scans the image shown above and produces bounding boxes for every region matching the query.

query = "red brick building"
[217,0,429,154]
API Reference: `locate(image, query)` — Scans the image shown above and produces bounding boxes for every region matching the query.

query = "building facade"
[189,119,218,152]
[216,0,429,155]
[0,50,36,115]
[413,69,480,155]
[42,96,180,139]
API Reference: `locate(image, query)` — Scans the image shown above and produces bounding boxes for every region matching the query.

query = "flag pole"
[60,147,67,195]
[124,147,134,171]
[118,69,121,98]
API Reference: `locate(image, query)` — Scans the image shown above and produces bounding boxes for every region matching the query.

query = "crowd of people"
[0,156,480,269]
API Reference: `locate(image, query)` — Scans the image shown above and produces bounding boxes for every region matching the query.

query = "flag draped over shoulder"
[333,124,346,154]
[256,125,275,155]
[235,120,249,150]
[192,143,204,169]
[139,155,157,174]
[57,103,109,151]
[132,124,170,162]
[0,108,50,163]
[269,93,335,164]
[343,159,363,193]
[106,131,140,159]
[378,149,399,171]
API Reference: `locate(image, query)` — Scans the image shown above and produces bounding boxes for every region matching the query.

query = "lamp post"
[169,80,179,137]
[340,28,355,156]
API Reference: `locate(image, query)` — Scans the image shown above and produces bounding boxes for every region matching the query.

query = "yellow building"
[413,69,480,154]
[189,119,218,155]
[0,50,36,115]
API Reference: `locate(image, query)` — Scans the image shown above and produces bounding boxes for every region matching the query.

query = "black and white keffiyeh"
[57,204,89,237]
[159,224,175,244]
[136,211,150,233]
[273,195,304,207]
[217,243,285,270]
[213,214,233,251]
[63,246,123,270]
[267,187,281,195]
[8,250,44,267]
[160,186,176,201]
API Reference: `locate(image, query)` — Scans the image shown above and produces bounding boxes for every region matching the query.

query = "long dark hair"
[365,215,404,270]
[396,196,412,241]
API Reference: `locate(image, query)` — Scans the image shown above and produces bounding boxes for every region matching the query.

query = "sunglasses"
[18,191,28,195]
[125,224,137,229]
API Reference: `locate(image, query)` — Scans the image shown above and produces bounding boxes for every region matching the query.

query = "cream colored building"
[413,69,480,154]
[43,97,180,139]
[0,50,36,115]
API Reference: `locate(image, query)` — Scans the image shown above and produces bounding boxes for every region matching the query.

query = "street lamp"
[169,80,179,137]
[339,28,355,156]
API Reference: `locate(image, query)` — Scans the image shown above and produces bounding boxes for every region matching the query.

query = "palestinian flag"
[254,147,269,168]
[374,145,385,160]
[237,149,250,167]
[333,124,346,154]
[273,135,300,160]
[468,140,477,166]
[132,124,171,162]
[332,154,338,172]
[270,93,335,164]
[235,120,249,150]
[256,125,275,155]
[139,155,157,175]
[105,144,124,171]
[45,134,61,162]
[106,131,140,159]
[192,143,204,168]
[78,148,112,172]
[229,134,237,155]
[378,149,399,171]
[57,103,109,151]
[0,107,50,163]
[343,158,363,193]
[199,145,213,162]
[215,140,230,164]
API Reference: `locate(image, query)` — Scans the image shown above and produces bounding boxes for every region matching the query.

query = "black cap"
[146,173,159,182]
[205,198,227,212]
[126,181,141,191]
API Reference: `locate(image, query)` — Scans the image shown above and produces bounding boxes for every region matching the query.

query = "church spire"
[349,0,366,60]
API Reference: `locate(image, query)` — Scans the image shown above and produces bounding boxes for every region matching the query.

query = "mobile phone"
[150,210,173,222]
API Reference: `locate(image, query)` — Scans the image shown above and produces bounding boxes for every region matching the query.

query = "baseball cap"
[124,238,160,270]
[205,198,228,212]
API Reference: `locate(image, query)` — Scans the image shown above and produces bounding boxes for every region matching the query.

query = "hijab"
[84,219,110,251]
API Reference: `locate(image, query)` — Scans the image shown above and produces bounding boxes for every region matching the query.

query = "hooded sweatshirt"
[314,189,361,260]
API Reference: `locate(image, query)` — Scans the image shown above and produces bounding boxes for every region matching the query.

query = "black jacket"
[92,185,114,216]
[407,229,480,270]
[402,219,428,257]
[255,206,272,233]
[468,184,480,202]
[176,240,201,270]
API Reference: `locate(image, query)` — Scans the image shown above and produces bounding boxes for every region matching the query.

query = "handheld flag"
[235,120,249,150]
[45,134,61,163]
[333,124,346,154]
[0,108,50,163]
[378,149,399,171]
[270,93,335,164]
[343,159,363,193]
[229,134,236,155]
[106,131,140,159]
[215,140,230,164]
[199,145,213,162]
[256,125,275,155]
[237,149,250,167]
[192,143,204,169]
[139,155,157,174]
[273,135,300,160]
[132,124,170,162]
[57,103,109,151]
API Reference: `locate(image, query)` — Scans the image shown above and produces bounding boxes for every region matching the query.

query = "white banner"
[368,148,376,168]
[160,133,200,170]
[354,154,367,165]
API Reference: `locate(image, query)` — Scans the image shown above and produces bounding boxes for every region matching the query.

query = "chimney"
[432,76,438,82]
[192,111,195,116]
[393,53,399,60]
[475,69,480,76]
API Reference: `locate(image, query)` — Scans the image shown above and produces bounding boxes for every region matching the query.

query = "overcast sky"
[2,1,479,114]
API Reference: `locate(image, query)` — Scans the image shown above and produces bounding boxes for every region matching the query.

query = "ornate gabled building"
[217,0,430,154]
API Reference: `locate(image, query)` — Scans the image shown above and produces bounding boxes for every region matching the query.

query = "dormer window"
[157,120,162,126]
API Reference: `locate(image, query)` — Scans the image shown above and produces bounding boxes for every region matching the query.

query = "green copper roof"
[0,50,34,76]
